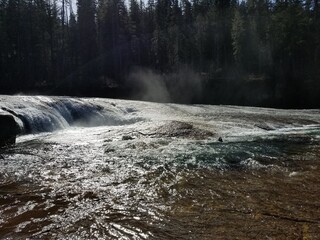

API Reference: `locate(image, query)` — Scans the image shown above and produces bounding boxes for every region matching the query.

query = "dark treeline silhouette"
[0,0,319,108]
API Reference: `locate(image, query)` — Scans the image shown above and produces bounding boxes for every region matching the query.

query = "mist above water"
[126,66,203,103]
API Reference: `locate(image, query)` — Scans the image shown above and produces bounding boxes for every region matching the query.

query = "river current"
[1,96,320,239]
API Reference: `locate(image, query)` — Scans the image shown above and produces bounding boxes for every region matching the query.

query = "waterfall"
[0,96,136,134]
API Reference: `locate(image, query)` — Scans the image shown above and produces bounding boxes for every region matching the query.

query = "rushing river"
[1,96,320,239]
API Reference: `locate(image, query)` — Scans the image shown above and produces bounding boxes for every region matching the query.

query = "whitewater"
[1,95,320,239]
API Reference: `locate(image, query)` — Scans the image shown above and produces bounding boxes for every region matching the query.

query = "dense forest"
[0,0,319,108]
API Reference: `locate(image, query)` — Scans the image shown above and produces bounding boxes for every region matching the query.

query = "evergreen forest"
[1,0,320,107]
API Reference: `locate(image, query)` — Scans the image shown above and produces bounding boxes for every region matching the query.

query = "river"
[1,96,320,239]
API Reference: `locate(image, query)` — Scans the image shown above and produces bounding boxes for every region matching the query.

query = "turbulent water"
[1,95,320,239]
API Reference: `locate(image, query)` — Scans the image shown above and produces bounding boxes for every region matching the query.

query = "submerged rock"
[0,114,19,147]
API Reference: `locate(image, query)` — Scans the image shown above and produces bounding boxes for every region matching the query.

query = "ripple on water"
[1,125,320,239]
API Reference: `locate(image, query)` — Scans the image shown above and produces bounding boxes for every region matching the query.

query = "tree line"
[0,0,319,107]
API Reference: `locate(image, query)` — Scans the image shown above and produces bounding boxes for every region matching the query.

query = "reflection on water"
[1,126,320,239]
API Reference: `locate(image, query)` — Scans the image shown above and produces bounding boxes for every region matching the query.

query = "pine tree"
[129,0,141,64]
[77,0,98,92]
[231,9,245,64]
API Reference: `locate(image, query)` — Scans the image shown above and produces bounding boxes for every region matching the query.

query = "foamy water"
[1,96,320,239]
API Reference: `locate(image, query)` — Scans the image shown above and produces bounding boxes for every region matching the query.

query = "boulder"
[154,121,214,139]
[0,114,19,147]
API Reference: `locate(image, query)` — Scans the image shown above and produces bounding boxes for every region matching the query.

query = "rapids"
[1,95,320,239]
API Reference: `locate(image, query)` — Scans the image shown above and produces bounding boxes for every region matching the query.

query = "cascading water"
[0,96,143,134]
[1,95,320,239]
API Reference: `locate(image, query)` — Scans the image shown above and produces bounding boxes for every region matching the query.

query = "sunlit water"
[1,96,320,239]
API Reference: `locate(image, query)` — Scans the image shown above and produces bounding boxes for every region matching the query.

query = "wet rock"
[254,122,274,131]
[122,135,134,140]
[0,114,19,147]
[154,121,214,139]
[104,146,116,153]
